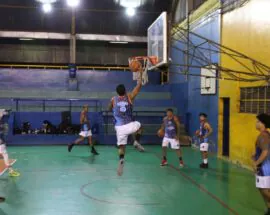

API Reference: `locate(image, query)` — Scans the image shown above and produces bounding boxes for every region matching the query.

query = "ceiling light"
[126,7,135,17]
[19,38,34,41]
[67,0,80,7]
[42,3,52,13]
[114,0,146,8]
[110,41,129,44]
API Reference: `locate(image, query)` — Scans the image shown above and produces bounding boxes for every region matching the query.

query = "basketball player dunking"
[159,108,184,167]
[252,113,270,215]
[109,74,143,176]
[68,105,99,155]
[196,113,213,168]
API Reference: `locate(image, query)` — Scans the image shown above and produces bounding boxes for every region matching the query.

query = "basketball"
[129,60,141,72]
[157,129,165,138]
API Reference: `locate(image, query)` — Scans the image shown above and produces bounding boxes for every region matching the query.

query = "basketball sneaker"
[133,141,145,152]
[180,160,184,168]
[160,159,168,166]
[8,169,20,177]
[68,143,74,152]
[91,147,99,155]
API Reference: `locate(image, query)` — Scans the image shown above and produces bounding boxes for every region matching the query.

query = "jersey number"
[120,106,126,113]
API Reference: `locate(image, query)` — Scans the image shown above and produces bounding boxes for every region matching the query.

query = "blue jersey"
[81,123,90,131]
[164,117,177,139]
[81,111,90,131]
[256,131,270,176]
[113,95,133,126]
[199,122,209,143]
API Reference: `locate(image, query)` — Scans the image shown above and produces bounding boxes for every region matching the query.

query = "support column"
[68,8,78,91]
[70,8,76,64]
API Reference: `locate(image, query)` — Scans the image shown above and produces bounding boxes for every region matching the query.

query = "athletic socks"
[179,157,183,161]
[117,157,125,176]
[119,154,124,160]
[163,156,167,161]
[203,159,208,164]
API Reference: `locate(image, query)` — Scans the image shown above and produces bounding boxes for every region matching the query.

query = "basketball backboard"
[147,12,168,70]
[201,66,217,95]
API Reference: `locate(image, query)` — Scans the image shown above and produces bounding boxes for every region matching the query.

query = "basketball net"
[133,59,149,85]
[129,56,158,86]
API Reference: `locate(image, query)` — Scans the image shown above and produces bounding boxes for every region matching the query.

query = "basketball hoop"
[128,56,158,85]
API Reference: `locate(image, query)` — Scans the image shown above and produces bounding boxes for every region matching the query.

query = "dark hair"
[199,113,207,118]
[167,108,173,113]
[116,84,126,96]
[43,120,50,125]
[257,113,270,128]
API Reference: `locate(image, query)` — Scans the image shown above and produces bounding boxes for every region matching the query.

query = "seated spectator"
[42,120,57,134]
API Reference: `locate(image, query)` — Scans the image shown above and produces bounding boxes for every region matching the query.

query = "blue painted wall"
[0,68,174,113]
[170,11,220,151]
[0,68,168,92]
[170,37,189,126]
[0,68,172,145]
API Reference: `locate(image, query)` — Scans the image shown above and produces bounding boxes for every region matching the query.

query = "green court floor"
[0,146,264,215]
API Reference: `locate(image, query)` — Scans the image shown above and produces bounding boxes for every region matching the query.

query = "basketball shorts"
[162,137,180,149]
[79,130,92,138]
[115,121,141,146]
[256,175,270,188]
[200,142,209,152]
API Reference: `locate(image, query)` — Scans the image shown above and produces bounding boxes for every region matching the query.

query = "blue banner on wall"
[68,64,77,79]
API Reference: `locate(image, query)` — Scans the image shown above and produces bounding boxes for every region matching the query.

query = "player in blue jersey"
[68,105,99,155]
[252,113,270,215]
[196,113,213,169]
[159,108,184,167]
[109,76,143,176]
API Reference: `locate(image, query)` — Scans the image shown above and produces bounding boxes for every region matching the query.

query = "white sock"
[3,152,10,167]
[203,159,208,164]
[133,141,139,146]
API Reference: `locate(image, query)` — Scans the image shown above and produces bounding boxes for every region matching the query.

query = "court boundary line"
[150,152,239,215]
[0,159,16,176]
[80,177,161,206]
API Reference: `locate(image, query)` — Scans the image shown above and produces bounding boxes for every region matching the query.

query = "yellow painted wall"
[219,0,270,167]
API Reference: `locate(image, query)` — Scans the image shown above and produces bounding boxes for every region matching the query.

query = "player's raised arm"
[129,73,142,102]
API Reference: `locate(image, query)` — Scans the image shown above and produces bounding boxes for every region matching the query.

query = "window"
[240,87,270,114]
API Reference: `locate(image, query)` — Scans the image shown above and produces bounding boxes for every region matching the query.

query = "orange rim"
[129,56,158,66]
